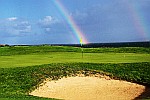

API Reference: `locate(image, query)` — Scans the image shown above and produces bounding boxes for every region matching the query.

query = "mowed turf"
[0,52,150,68]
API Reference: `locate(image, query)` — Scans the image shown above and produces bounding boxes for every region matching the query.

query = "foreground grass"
[0,62,150,99]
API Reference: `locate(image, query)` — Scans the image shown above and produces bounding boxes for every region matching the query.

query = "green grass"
[0,52,150,68]
[0,46,150,99]
[0,46,150,56]
[1,63,150,99]
[0,95,56,100]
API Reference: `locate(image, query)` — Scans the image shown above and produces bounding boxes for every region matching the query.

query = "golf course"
[0,45,150,100]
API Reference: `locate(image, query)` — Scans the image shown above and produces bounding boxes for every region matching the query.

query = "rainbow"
[53,0,88,44]
[124,1,149,41]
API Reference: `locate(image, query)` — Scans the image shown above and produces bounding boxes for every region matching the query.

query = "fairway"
[0,52,150,68]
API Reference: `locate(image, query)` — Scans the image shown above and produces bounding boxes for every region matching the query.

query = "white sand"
[30,76,145,100]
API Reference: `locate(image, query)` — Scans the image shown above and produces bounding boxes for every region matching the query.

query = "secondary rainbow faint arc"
[53,0,88,44]
[124,1,149,41]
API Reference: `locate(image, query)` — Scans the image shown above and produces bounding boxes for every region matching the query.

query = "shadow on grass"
[134,86,150,100]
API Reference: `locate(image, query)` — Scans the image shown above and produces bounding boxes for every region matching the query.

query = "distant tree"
[0,44,9,47]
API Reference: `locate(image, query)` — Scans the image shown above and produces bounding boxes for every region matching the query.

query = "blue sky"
[0,0,150,45]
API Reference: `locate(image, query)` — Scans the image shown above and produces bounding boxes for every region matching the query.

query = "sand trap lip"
[30,76,145,100]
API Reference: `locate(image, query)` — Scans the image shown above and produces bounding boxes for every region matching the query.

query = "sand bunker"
[30,76,145,100]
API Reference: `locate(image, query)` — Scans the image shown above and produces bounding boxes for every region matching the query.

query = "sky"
[0,0,150,45]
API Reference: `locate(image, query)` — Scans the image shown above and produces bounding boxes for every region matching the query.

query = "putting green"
[0,52,150,68]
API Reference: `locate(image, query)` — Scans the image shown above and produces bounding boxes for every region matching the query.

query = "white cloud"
[14,21,32,33]
[45,28,51,32]
[7,17,17,21]
[44,16,53,22]
[38,16,62,34]
[18,25,31,33]
[20,21,29,24]
[0,18,32,37]
[39,16,58,26]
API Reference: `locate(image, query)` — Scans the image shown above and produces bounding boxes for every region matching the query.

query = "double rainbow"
[53,0,149,44]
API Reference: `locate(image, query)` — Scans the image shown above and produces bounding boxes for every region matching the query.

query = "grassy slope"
[0,46,150,99]
[0,63,150,99]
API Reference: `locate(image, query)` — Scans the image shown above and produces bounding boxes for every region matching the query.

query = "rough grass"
[0,63,150,99]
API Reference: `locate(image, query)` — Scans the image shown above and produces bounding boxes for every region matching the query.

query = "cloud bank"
[0,17,32,37]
